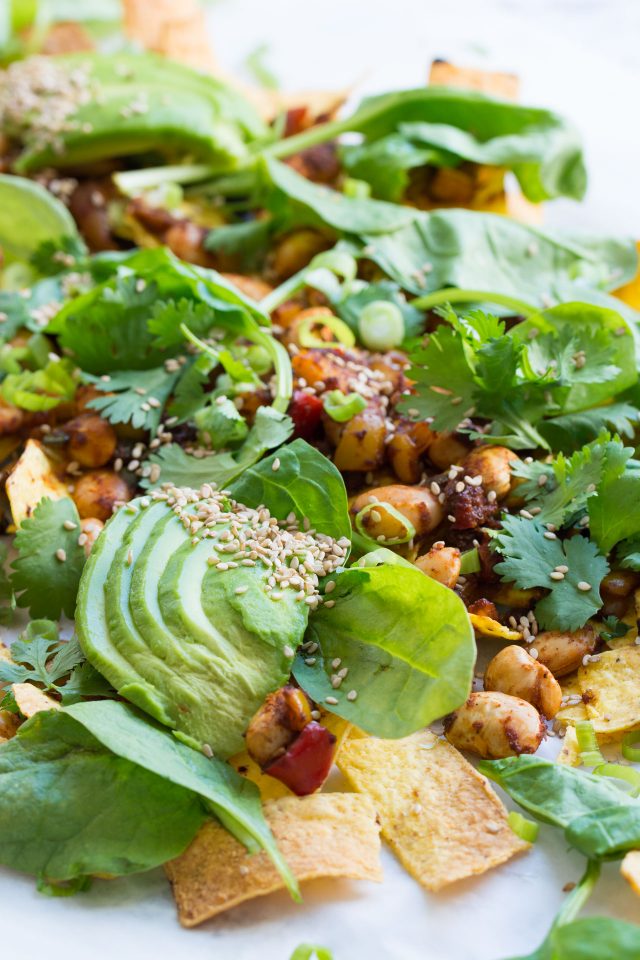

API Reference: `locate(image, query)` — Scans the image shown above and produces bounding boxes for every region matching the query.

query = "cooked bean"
[463,445,519,500]
[351,483,444,540]
[245,685,312,768]
[388,419,434,484]
[272,229,329,280]
[71,470,130,521]
[80,517,104,557]
[333,403,387,473]
[444,691,546,759]
[220,273,273,302]
[428,432,470,470]
[415,545,461,589]
[484,645,562,718]
[64,413,117,468]
[533,626,597,678]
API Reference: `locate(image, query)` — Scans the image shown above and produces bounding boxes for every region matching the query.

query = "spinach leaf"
[538,403,640,452]
[565,805,640,860]
[294,563,475,737]
[230,438,351,541]
[504,915,640,960]
[65,700,298,897]
[0,710,205,882]
[479,756,635,828]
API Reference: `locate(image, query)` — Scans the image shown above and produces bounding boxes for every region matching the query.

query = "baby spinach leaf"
[504,916,640,960]
[479,755,635,828]
[294,563,475,737]
[65,700,298,898]
[230,438,351,540]
[538,403,640,452]
[565,805,640,860]
[0,710,205,883]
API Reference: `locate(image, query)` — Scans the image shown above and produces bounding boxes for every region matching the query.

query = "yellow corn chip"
[337,730,529,891]
[12,683,61,718]
[0,643,11,662]
[6,439,68,527]
[428,61,520,100]
[615,243,640,310]
[557,726,581,766]
[621,850,640,895]
[555,673,588,727]
[166,793,382,926]
[578,646,640,740]
[469,613,521,641]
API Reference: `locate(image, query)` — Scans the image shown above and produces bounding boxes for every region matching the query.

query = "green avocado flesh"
[76,496,310,758]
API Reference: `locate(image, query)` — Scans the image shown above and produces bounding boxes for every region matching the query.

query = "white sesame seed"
[455,481,465,494]
[577,581,592,592]
[555,565,569,573]
[347,690,358,701]
[549,571,565,581]
[63,520,77,530]
[305,657,317,666]
[272,458,281,472]
[234,586,248,595]
[529,648,539,659]
[325,696,339,705]
[544,531,557,540]
[202,743,214,758]
[487,490,497,503]
[283,645,294,658]
[55,548,66,562]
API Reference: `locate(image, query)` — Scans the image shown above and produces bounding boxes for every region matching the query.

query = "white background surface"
[2,2,640,959]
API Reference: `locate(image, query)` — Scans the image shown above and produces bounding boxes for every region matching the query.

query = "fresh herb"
[85,366,182,433]
[10,497,86,619]
[294,562,475,736]
[492,517,608,631]
[0,542,15,625]
[599,615,630,644]
[1,357,76,412]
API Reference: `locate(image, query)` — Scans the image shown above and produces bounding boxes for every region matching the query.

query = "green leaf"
[230,438,351,541]
[204,218,272,270]
[565,805,640,860]
[168,354,217,422]
[65,700,298,899]
[86,366,181,433]
[0,710,205,882]
[293,563,475,737]
[589,473,640,554]
[539,403,640,452]
[10,497,86,619]
[492,517,608,631]
[399,325,475,430]
[147,298,215,350]
[617,537,640,572]
[1,357,76,412]
[334,279,424,340]
[0,621,93,698]
[141,406,293,489]
[194,396,249,449]
[0,541,15,625]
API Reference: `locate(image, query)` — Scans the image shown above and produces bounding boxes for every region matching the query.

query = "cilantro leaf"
[617,537,640,572]
[148,298,215,350]
[510,459,555,501]
[399,325,475,430]
[29,235,87,277]
[0,542,15,626]
[85,366,181,433]
[141,407,293,489]
[589,473,640,554]
[0,357,76,412]
[10,497,86,619]
[599,615,630,644]
[168,354,217,422]
[492,515,608,631]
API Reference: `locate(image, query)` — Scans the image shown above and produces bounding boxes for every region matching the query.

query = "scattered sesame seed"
[305,657,317,666]
[487,490,497,503]
[577,581,592,592]
[63,520,77,530]
[347,690,358,701]
[455,481,465,494]
[272,458,281,472]
[202,743,214,758]
[549,571,565,581]
[283,645,294,658]
[529,648,539,660]
[55,548,66,562]
[544,531,557,540]
[325,696,339,705]
[234,586,248,595]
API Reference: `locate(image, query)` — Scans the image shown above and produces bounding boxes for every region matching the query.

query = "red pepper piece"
[264,721,336,796]
[288,389,324,440]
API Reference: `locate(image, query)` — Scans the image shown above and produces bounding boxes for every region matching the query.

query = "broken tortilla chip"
[555,673,588,727]
[337,730,529,891]
[621,850,640,895]
[556,726,581,766]
[428,60,519,100]
[615,242,640,310]
[469,613,521,642]
[578,645,640,741]
[6,439,69,528]
[166,793,382,926]
[12,683,61,718]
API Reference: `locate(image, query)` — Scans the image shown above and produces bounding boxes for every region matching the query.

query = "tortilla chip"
[6,439,68,527]
[12,683,61,718]
[557,726,581,766]
[555,673,589,727]
[428,60,519,100]
[39,21,94,55]
[615,243,640,310]
[123,0,216,71]
[166,793,382,926]
[505,190,544,225]
[469,613,521,642]
[578,645,640,740]
[621,850,640,895]
[337,730,529,891]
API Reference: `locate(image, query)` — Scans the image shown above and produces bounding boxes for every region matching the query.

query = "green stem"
[410,288,538,317]
[259,268,310,314]
[555,860,601,928]
[114,164,218,196]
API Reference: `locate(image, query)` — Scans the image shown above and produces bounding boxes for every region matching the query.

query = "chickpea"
[428,432,470,470]
[484,645,562,718]
[334,403,387,473]
[221,273,273,302]
[164,222,212,267]
[272,229,329,280]
[350,484,444,541]
[245,686,312,768]
[388,420,434,484]
[444,691,546,759]
[73,384,102,415]
[533,626,597,678]
[415,544,461,589]
[80,517,104,557]
[64,413,117,468]
[463,446,519,500]
[72,470,130,521]
[600,570,640,619]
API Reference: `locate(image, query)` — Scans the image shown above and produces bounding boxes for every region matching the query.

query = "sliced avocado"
[77,494,309,757]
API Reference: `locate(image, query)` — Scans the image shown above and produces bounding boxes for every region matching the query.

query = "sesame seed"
[305,657,317,666]
[283,645,294,658]
[577,581,592,592]
[544,531,557,540]
[272,458,281,472]
[202,743,214,758]
[331,658,342,669]
[485,821,501,835]
[529,648,539,659]
[325,696,339,705]
[63,520,77,530]
[555,565,569,574]
[487,490,497,503]
[455,481,465,494]
[234,586,248,595]
[549,571,565,581]
[347,690,358,701]
[519,509,534,519]
[55,548,66,562]
[447,515,456,523]
[324,600,335,608]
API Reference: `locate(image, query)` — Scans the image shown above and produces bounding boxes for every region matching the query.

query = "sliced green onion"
[298,312,356,349]
[323,390,367,423]
[409,288,537,317]
[113,164,216,197]
[593,762,640,797]
[508,811,539,843]
[459,547,481,575]
[309,250,358,285]
[354,501,416,546]
[358,301,405,350]
[245,344,273,375]
[576,720,605,768]
[622,731,640,763]
[343,177,371,199]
